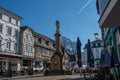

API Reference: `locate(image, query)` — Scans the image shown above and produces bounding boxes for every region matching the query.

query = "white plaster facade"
[20,26,34,69]
[84,39,103,69]
[0,7,22,71]
[20,27,34,57]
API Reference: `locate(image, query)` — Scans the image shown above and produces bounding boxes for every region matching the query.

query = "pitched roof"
[84,39,103,49]
[20,26,34,34]
[33,31,55,43]
[65,49,76,62]
[0,7,22,20]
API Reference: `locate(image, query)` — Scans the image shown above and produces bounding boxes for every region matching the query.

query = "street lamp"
[94,33,98,40]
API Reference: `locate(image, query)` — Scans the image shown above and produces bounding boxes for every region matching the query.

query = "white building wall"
[84,41,103,69]
[2,14,9,22]
[92,47,103,69]
[0,20,20,53]
[11,18,16,24]
[0,8,22,71]
[22,28,34,57]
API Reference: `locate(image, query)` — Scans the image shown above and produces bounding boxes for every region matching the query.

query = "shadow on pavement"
[59,78,90,80]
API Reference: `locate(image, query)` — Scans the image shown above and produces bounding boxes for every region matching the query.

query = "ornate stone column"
[55,20,61,54]
[51,20,63,71]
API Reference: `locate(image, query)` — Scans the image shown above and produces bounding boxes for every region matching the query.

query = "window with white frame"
[24,34,26,40]
[25,44,28,51]
[41,48,44,54]
[24,34,28,41]
[14,43,18,53]
[14,29,19,39]
[25,34,28,40]
[30,46,33,52]
[30,36,33,42]
[0,24,3,33]
[96,49,99,59]
[6,42,11,50]
[16,20,18,26]
[7,27,12,36]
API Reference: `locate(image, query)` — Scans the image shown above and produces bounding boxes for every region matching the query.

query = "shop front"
[0,55,22,76]
[0,55,22,70]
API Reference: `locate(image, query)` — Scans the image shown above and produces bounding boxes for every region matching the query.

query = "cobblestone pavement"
[1,74,89,80]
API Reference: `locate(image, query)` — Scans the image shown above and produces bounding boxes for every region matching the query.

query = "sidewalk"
[1,73,44,80]
[1,74,91,80]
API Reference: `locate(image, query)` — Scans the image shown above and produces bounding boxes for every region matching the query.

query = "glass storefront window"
[0,58,6,69]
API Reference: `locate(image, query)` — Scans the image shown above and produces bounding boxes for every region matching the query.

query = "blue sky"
[0,0,101,50]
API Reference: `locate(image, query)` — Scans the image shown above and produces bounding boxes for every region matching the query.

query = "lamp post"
[94,33,98,40]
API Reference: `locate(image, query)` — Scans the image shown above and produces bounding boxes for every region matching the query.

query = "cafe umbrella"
[103,48,111,67]
[76,37,82,67]
[100,49,105,66]
[111,46,119,67]
[87,39,94,67]
[111,46,120,79]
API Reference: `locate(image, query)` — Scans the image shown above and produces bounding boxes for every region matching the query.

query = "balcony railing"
[0,49,19,55]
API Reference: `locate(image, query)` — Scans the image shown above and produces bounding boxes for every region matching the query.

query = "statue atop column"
[51,20,63,70]
[55,20,61,54]
[44,20,65,75]
[56,20,60,33]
